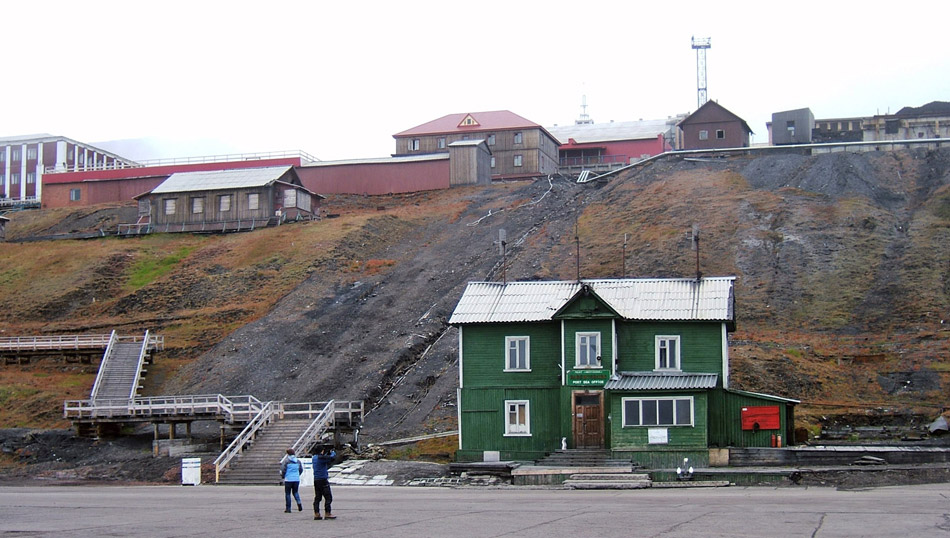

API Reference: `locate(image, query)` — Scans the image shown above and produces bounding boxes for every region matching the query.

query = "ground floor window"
[69,188,81,201]
[622,397,693,427]
[504,400,530,436]
[164,198,177,215]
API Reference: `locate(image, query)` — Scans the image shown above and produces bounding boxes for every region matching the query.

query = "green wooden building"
[450,277,798,467]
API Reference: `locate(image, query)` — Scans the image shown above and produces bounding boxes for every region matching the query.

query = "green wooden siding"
[562,319,614,375]
[458,387,561,459]
[461,323,561,389]
[616,321,723,378]
[608,391,709,449]
[707,389,793,447]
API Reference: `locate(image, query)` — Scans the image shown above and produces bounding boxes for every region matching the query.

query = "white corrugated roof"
[150,166,293,194]
[604,372,719,391]
[547,119,676,144]
[449,277,735,325]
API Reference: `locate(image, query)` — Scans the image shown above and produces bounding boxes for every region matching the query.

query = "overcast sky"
[3,1,948,161]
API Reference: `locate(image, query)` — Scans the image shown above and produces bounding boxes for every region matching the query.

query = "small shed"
[448,139,492,186]
[0,215,9,241]
[138,166,323,232]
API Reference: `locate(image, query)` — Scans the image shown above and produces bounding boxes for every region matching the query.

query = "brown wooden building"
[137,166,322,232]
[678,101,753,150]
[393,110,559,180]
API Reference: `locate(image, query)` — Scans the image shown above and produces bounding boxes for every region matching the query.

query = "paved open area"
[2,483,950,537]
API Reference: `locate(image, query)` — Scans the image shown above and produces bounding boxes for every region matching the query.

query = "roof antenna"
[689,223,702,281]
[498,229,507,284]
[575,217,581,282]
[621,233,628,278]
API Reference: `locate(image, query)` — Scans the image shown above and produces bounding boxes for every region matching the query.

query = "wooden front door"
[573,392,604,449]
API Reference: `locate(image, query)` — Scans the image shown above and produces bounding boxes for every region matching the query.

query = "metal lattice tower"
[691,36,711,108]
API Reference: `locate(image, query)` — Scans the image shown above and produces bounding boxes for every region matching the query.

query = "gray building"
[770,108,814,145]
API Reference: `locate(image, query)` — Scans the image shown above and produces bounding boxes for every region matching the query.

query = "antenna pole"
[691,223,702,281]
[622,233,628,278]
[575,219,580,282]
[503,242,507,284]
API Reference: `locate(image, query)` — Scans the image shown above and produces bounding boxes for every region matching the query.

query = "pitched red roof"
[394,110,542,137]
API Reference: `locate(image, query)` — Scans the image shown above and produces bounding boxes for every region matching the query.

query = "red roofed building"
[393,110,559,180]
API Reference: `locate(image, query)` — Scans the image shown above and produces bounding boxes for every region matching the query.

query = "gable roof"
[394,110,544,137]
[449,277,735,325]
[677,101,753,134]
[148,165,303,195]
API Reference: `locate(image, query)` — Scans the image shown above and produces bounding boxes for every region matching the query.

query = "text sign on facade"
[648,428,669,444]
[566,369,610,387]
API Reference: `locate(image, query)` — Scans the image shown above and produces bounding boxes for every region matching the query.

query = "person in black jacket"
[311,445,336,520]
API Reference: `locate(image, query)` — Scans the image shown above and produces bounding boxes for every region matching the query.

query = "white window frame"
[575,332,601,368]
[247,192,259,211]
[716,129,725,139]
[191,197,204,214]
[219,194,232,212]
[490,157,496,168]
[26,147,37,160]
[487,134,496,146]
[26,172,35,184]
[513,154,523,167]
[655,335,681,371]
[504,336,530,372]
[504,400,530,436]
[69,188,81,201]
[622,396,694,427]
[10,173,19,184]
[11,149,21,161]
[437,137,446,149]
[163,198,177,215]
[698,130,709,140]
[408,139,420,151]
[513,132,523,144]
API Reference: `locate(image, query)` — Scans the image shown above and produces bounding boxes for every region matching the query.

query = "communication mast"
[576,95,593,125]
[691,36,711,108]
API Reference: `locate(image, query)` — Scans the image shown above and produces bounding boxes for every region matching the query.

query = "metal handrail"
[290,400,335,456]
[89,331,118,400]
[127,330,150,399]
[214,400,278,482]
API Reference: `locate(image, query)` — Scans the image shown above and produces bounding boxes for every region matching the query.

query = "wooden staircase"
[92,340,147,400]
[217,418,313,485]
[536,449,636,468]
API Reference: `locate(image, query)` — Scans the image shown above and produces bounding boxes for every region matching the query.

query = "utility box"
[181,458,201,486]
[300,458,313,487]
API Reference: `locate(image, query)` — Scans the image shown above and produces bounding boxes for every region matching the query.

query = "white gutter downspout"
[611,319,618,376]
[560,320,566,386]
[457,327,463,450]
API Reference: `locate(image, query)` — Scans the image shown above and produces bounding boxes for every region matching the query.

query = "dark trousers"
[284,481,301,511]
[313,478,332,514]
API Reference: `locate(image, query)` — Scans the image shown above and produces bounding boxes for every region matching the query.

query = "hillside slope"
[1,147,948,441]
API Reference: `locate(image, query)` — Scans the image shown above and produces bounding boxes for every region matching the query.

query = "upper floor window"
[487,134,496,146]
[10,173,19,184]
[437,137,446,149]
[655,335,681,370]
[490,157,496,168]
[513,155,523,167]
[505,336,530,371]
[26,172,35,184]
[0,151,5,162]
[698,130,709,140]
[26,148,37,160]
[513,132,523,144]
[408,139,420,151]
[576,332,601,368]
[504,400,530,436]
[11,149,21,161]
[716,129,725,139]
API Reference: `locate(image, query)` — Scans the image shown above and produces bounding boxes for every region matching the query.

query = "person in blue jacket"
[311,444,337,520]
[280,448,303,513]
